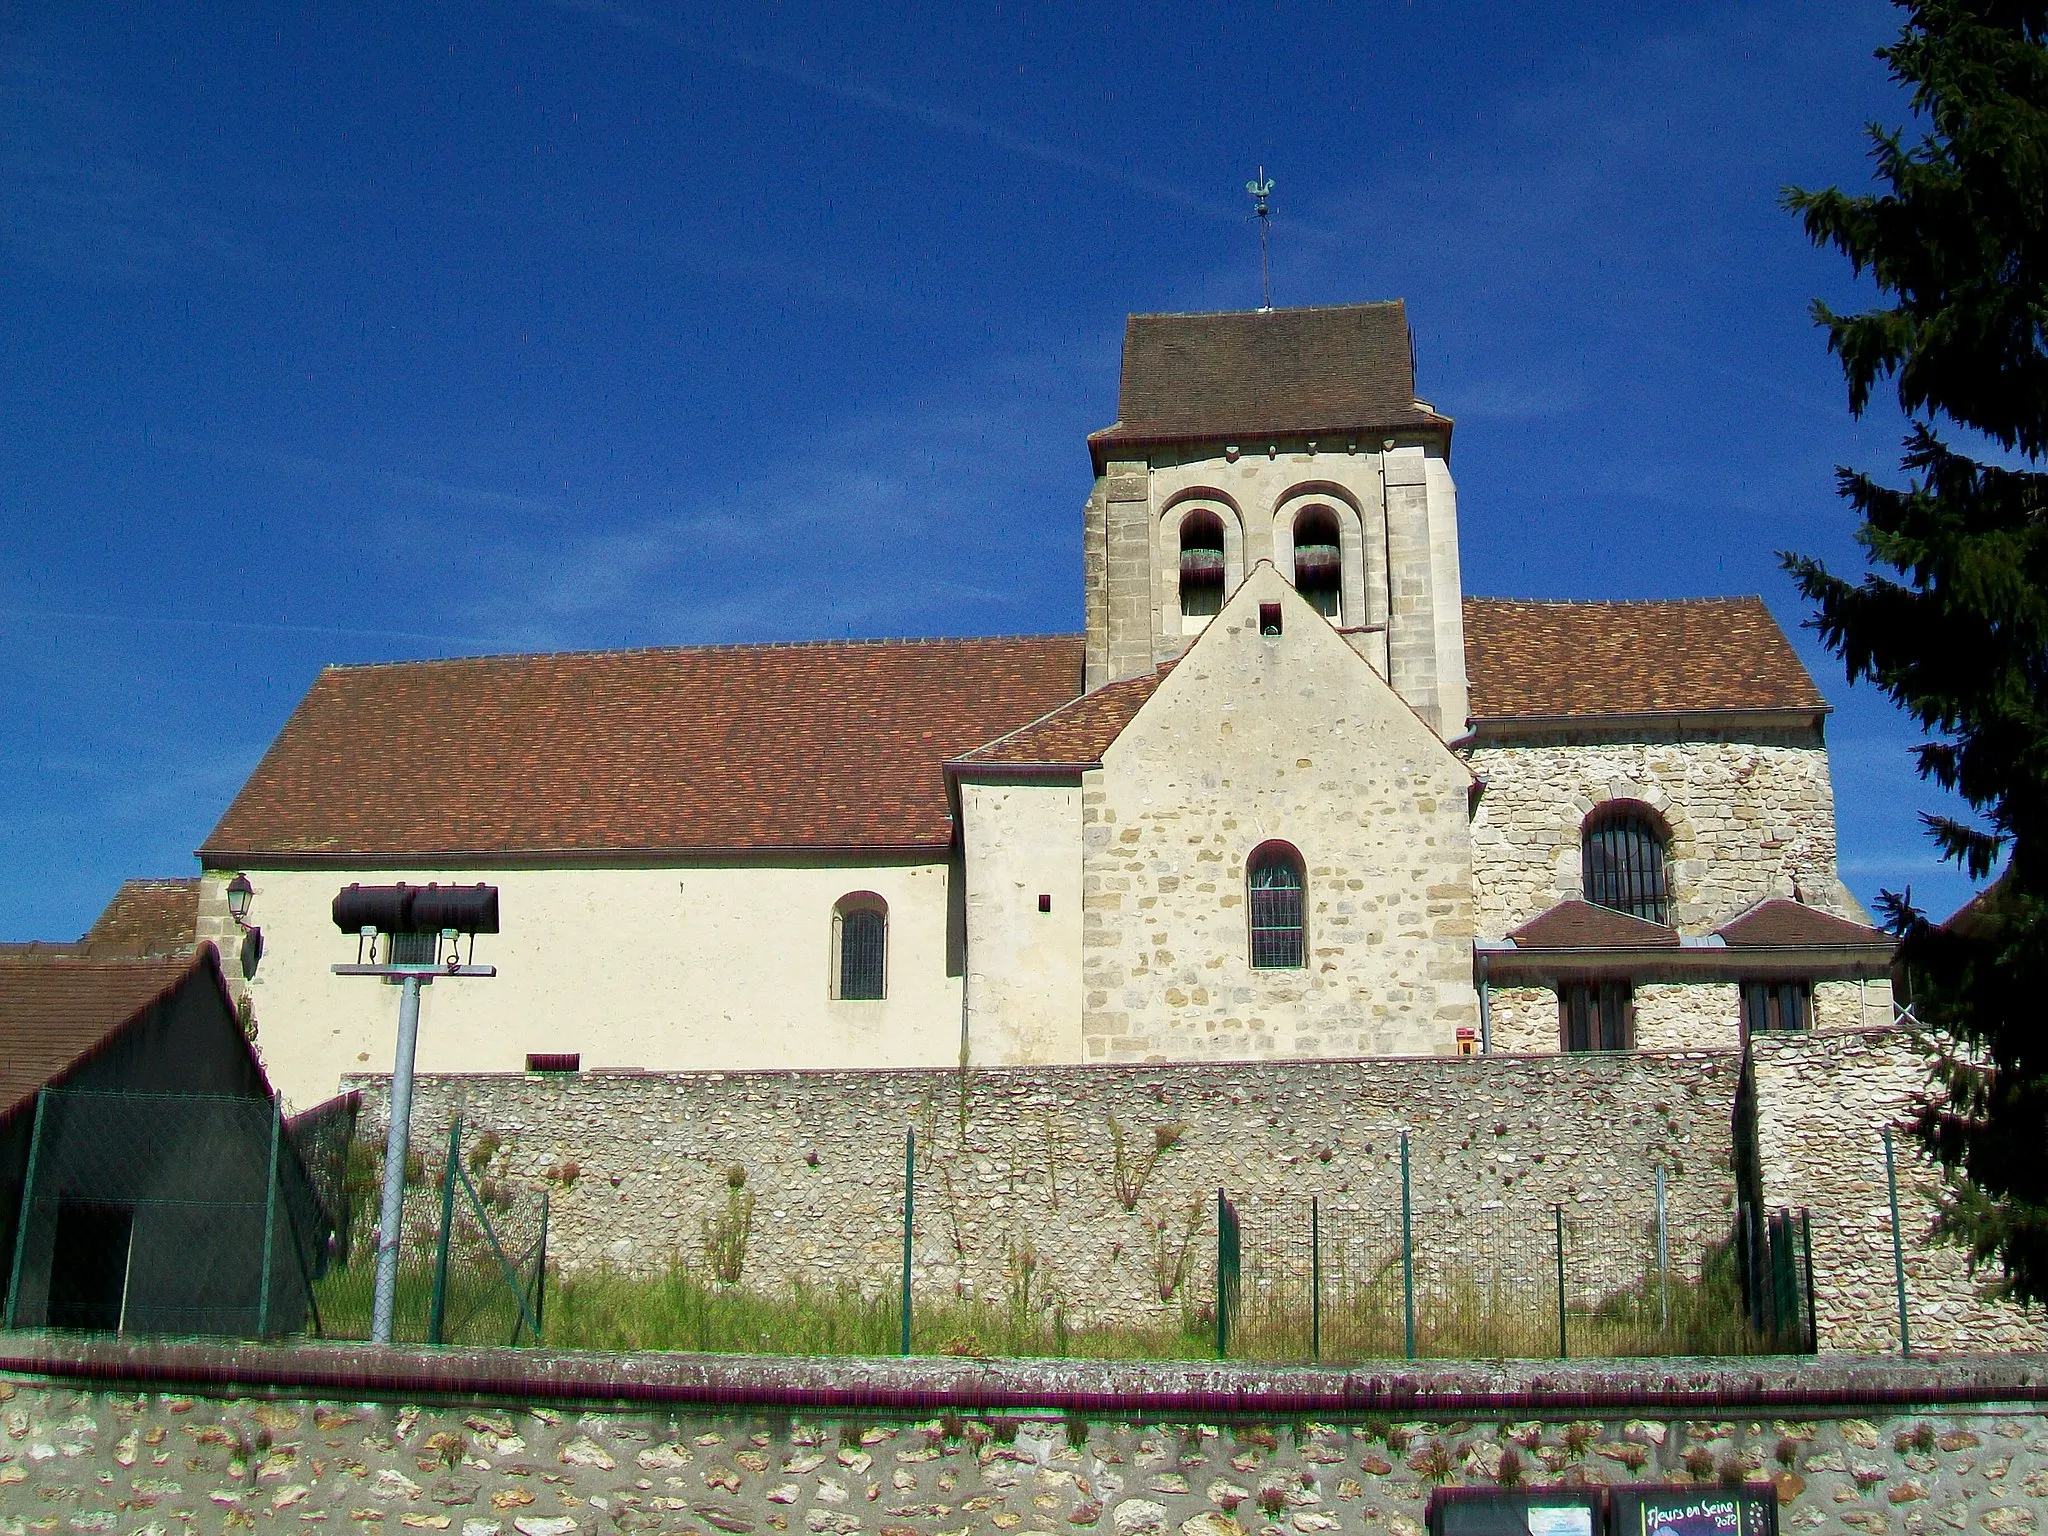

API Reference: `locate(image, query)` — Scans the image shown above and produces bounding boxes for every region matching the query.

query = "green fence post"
[1400,1131,1415,1361]
[532,1188,550,1342]
[257,1096,283,1338]
[1554,1204,1567,1360]
[1884,1127,1911,1357]
[1800,1208,1818,1353]
[427,1116,461,1346]
[1309,1194,1320,1364]
[900,1128,914,1357]
[4,1090,49,1329]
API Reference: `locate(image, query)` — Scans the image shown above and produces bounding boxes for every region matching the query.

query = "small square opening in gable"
[1258,602,1283,636]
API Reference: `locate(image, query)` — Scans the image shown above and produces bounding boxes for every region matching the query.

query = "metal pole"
[899,1128,914,1357]
[1656,1163,1669,1333]
[1884,1126,1911,1357]
[256,1097,283,1337]
[427,1115,461,1346]
[1310,1195,1321,1363]
[1400,1131,1415,1360]
[4,1090,49,1329]
[1554,1204,1567,1360]
[371,972,425,1345]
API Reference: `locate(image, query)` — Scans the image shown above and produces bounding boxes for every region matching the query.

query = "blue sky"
[0,0,1984,939]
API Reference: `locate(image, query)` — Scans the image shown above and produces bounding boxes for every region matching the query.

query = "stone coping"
[4,1334,2047,1415]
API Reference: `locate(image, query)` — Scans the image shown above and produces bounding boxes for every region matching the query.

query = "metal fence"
[4,1088,334,1338]
[1215,1188,1813,1362]
[2,1089,547,1346]
[310,1116,548,1346]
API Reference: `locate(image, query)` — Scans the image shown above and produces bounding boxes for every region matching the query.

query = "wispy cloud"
[545,0,1235,222]
[0,29,255,283]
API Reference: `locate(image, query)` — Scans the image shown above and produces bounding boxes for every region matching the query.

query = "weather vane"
[1246,167,1274,310]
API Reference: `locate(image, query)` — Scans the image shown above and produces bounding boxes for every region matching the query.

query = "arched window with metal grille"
[1291,505,1342,621]
[1247,842,1306,969]
[1581,804,1671,924]
[1179,510,1226,629]
[832,893,887,1000]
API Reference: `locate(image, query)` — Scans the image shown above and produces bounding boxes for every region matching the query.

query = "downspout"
[1377,452,1395,677]
[1477,952,1493,1054]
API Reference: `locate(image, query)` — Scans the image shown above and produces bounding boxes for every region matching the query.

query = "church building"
[194,301,1896,1111]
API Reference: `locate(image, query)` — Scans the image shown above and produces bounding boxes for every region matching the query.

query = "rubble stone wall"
[7,1372,2048,1536]
[345,1050,1739,1326]
[1750,1028,2048,1354]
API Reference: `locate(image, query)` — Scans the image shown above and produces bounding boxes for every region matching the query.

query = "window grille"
[1179,511,1226,621]
[1560,980,1634,1051]
[1247,844,1305,969]
[1292,507,1342,621]
[838,906,886,1000]
[1581,805,1670,923]
[1741,979,1811,1034]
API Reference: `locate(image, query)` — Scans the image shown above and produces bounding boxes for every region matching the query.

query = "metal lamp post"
[331,883,499,1344]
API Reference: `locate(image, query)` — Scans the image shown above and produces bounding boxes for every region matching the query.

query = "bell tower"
[1079,301,1470,737]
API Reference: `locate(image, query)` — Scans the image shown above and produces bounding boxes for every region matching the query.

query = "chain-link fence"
[3,1088,334,1337]
[310,1116,548,1346]
[1216,1190,1813,1362]
[2,1089,547,1346]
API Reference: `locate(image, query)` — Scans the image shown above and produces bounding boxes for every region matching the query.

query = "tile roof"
[1715,898,1892,949]
[952,664,1174,768]
[1507,899,1682,949]
[77,878,200,957]
[1463,596,1827,720]
[1089,303,1448,458]
[202,636,1086,860]
[0,947,222,1120]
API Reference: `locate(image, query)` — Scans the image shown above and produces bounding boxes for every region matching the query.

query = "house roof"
[201,635,1086,861]
[1715,897,1892,949]
[1088,303,1449,461]
[77,878,200,957]
[0,946,225,1121]
[1463,596,1827,721]
[1506,899,1682,950]
[952,664,1173,769]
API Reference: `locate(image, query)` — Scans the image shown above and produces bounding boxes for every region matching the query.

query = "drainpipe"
[1477,953,1493,1054]
[1376,452,1395,677]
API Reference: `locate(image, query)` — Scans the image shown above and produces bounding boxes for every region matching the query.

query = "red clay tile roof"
[1463,597,1827,720]
[1089,303,1448,459]
[952,664,1173,768]
[0,947,221,1120]
[1507,899,1682,949]
[1715,898,1891,948]
[202,636,1086,860]
[77,878,200,957]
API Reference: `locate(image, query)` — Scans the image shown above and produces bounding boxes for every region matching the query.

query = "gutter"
[1465,708,1829,743]
[1475,940,1895,984]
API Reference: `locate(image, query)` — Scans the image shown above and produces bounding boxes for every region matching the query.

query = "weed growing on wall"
[1106,1115,1186,1210]
[702,1165,755,1286]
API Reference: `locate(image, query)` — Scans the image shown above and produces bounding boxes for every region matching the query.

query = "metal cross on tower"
[1246,168,1274,310]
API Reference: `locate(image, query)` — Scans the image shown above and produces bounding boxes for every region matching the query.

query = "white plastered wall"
[957,779,1086,1065]
[223,861,962,1110]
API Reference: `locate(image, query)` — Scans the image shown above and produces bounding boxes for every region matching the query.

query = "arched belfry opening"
[1292,505,1342,621]
[1178,510,1226,631]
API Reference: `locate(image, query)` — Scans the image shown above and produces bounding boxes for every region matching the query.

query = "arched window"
[1581,804,1670,924]
[1179,511,1226,628]
[1247,842,1306,969]
[1292,506,1342,621]
[832,893,887,1000]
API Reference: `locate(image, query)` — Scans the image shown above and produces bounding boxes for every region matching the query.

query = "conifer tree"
[1782,1,2048,1302]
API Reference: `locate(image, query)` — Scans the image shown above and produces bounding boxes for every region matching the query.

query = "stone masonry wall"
[346,1050,1739,1328]
[1485,984,1888,1057]
[1466,733,1853,937]
[10,1372,2048,1536]
[1750,1028,2048,1354]
[1081,569,1477,1064]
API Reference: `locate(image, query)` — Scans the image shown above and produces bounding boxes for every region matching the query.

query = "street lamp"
[226,873,254,922]
[330,882,499,1344]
